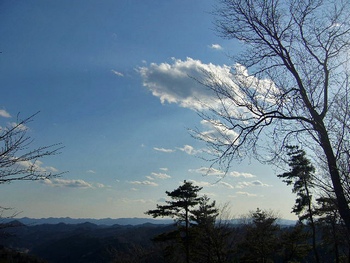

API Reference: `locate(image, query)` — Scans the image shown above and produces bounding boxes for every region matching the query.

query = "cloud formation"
[209,44,223,50]
[0,110,11,118]
[177,145,199,155]
[111,69,124,77]
[43,178,106,189]
[236,180,271,189]
[236,191,258,197]
[229,171,256,178]
[129,180,158,186]
[189,167,225,176]
[219,181,235,189]
[151,172,171,179]
[187,179,213,187]
[18,160,58,174]
[153,147,175,153]
[139,57,233,110]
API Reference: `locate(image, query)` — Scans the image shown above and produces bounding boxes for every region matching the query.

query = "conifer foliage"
[145,181,220,263]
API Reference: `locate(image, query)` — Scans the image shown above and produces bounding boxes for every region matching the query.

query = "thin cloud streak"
[153,147,175,153]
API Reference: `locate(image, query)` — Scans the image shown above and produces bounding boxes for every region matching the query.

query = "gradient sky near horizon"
[0,0,297,220]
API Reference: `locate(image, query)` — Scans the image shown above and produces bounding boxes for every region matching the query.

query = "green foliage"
[190,195,218,227]
[145,181,223,263]
[145,180,202,224]
[239,208,280,263]
[279,223,312,262]
[278,146,320,262]
[278,146,315,218]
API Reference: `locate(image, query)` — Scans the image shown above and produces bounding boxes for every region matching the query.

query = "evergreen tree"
[145,181,202,263]
[278,146,320,262]
[239,208,280,263]
[190,195,222,263]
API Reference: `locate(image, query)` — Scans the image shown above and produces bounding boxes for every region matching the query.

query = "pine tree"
[277,146,320,262]
[145,181,202,263]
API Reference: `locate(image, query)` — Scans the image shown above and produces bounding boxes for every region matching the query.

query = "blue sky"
[0,0,296,219]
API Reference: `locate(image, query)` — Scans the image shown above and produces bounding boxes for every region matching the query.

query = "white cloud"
[0,110,11,118]
[189,167,225,176]
[220,181,235,189]
[139,57,281,115]
[121,198,153,204]
[153,147,175,153]
[177,145,199,155]
[139,57,234,110]
[187,179,213,187]
[111,69,124,77]
[151,172,171,179]
[197,119,239,145]
[129,180,158,186]
[146,176,154,180]
[159,167,168,171]
[236,191,258,197]
[10,122,28,131]
[236,180,271,189]
[43,178,107,189]
[229,171,256,178]
[16,160,58,173]
[209,44,223,50]
[86,170,96,174]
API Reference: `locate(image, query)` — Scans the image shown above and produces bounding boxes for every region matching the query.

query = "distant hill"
[1,217,174,226]
[0,221,174,263]
[1,217,296,226]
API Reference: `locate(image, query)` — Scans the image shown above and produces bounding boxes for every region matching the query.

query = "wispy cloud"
[86,170,96,174]
[17,160,58,173]
[43,178,107,189]
[0,110,11,118]
[151,172,171,179]
[236,191,258,197]
[177,145,199,155]
[10,122,28,131]
[189,167,225,176]
[121,198,154,204]
[219,181,235,189]
[229,171,256,178]
[153,147,175,153]
[111,69,124,77]
[209,44,223,50]
[197,119,239,145]
[187,179,212,187]
[129,180,158,186]
[236,180,271,189]
[159,167,168,171]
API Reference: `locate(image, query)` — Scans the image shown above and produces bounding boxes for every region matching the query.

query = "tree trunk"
[317,121,350,234]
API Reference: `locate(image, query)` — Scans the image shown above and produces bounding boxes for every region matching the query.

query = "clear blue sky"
[0,0,296,219]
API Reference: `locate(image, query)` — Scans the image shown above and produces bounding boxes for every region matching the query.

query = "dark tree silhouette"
[239,208,280,262]
[0,112,63,184]
[278,146,319,262]
[194,0,350,232]
[145,181,202,263]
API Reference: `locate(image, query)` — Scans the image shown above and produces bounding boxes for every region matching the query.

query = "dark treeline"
[142,180,350,263]
[0,212,348,263]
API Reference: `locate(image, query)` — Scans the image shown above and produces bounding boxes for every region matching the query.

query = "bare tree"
[0,112,63,184]
[194,0,350,232]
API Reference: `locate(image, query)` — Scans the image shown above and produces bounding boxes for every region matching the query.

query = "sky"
[0,0,297,220]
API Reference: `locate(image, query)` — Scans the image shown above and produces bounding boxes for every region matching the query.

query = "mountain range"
[1,217,296,226]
